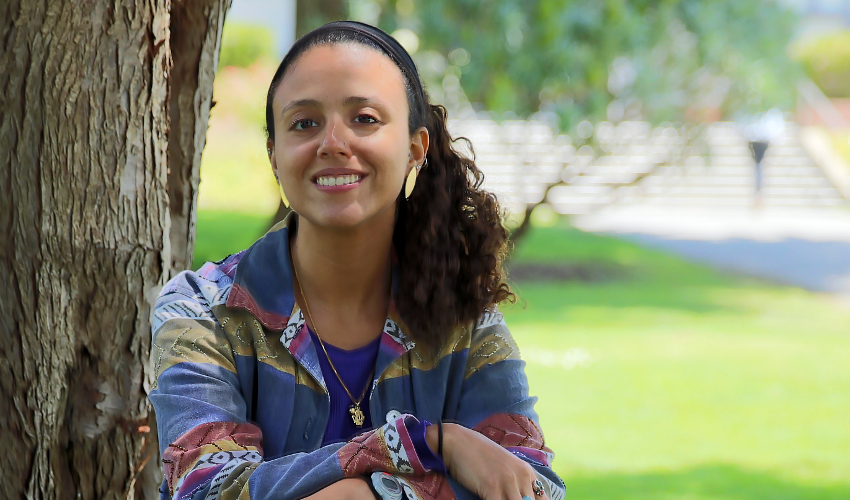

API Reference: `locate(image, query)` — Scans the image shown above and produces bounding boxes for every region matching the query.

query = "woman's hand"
[428,423,549,500]
[302,478,376,500]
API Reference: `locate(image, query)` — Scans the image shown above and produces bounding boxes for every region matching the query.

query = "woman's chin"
[299,202,395,232]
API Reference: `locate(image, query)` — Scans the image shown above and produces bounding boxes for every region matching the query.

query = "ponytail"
[394,104,514,349]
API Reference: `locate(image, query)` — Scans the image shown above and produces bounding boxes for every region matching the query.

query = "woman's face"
[269,43,428,230]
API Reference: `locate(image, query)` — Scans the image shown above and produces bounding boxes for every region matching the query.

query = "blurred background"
[195,1,850,498]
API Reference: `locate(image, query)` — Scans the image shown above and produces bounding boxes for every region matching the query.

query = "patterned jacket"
[149,218,566,500]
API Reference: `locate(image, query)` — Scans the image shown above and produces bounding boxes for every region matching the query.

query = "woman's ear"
[409,127,429,168]
[266,139,277,178]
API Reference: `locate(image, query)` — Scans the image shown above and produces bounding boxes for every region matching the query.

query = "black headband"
[299,21,426,100]
[266,21,430,140]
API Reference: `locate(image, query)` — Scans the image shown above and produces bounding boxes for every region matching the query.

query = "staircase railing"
[797,78,849,129]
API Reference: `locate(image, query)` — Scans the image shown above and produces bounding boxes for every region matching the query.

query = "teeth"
[317,175,361,186]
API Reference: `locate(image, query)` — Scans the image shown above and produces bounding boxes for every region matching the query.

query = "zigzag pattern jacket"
[149,218,566,500]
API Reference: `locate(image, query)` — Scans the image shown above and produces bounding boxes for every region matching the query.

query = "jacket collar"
[225,213,416,372]
[225,214,297,332]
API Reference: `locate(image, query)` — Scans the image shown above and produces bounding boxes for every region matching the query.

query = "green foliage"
[219,22,276,70]
[291,0,800,127]
[373,0,799,129]
[296,0,348,38]
[791,30,850,98]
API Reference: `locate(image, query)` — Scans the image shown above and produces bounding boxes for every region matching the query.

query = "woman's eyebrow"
[343,96,383,108]
[281,98,321,116]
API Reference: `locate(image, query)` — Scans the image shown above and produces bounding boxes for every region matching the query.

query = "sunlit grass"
[501,220,850,498]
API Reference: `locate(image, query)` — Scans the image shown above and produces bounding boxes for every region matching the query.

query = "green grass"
[192,210,271,269]
[193,213,850,499]
[502,221,850,498]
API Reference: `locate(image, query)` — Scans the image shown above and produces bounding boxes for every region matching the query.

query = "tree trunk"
[296,0,347,38]
[168,0,231,275]
[0,0,229,498]
[509,205,537,245]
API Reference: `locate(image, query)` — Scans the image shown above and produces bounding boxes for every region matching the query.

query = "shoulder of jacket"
[464,306,520,377]
[151,253,246,334]
[161,252,246,302]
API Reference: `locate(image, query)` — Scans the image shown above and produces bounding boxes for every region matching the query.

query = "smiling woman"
[269,43,418,230]
[149,21,565,500]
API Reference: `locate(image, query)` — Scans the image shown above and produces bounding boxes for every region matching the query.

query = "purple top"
[309,328,381,445]
[309,328,445,472]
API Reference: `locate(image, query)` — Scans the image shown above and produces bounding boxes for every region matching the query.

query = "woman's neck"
[290,211,395,345]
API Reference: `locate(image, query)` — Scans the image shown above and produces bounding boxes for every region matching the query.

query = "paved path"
[618,234,850,293]
[572,207,850,293]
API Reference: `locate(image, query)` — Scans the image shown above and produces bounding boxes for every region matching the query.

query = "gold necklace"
[292,258,375,428]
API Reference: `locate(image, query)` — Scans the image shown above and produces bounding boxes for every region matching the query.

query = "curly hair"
[394,104,514,348]
[265,22,514,349]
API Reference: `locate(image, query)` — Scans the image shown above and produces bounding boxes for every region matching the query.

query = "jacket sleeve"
[450,309,567,500]
[149,273,441,500]
[386,309,567,500]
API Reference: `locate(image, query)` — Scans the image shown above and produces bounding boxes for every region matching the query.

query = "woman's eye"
[355,114,379,124]
[290,119,317,131]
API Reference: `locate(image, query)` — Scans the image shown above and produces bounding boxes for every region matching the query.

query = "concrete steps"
[449,119,849,215]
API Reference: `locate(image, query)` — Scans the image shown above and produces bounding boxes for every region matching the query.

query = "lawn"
[502,222,850,499]
[194,212,850,500]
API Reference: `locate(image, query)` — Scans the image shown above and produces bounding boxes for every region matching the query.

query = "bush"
[219,22,275,70]
[790,30,850,98]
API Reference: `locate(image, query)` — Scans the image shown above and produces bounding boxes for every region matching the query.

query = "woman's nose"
[317,119,351,159]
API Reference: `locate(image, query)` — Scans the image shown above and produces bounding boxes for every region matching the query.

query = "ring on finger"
[532,478,545,496]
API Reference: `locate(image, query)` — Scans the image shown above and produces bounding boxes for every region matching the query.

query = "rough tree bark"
[169,0,231,274]
[0,0,230,498]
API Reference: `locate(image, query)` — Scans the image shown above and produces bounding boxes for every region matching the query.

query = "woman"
[150,21,565,500]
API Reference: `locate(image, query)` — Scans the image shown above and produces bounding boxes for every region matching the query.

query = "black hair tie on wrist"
[437,420,443,458]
